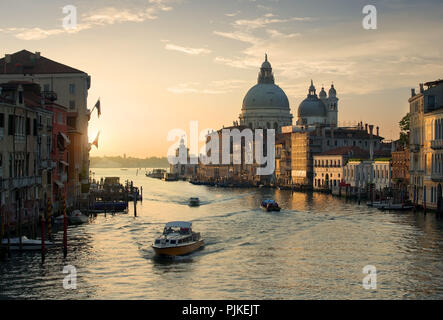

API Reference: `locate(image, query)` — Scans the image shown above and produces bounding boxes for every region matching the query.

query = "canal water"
[1,168,442,299]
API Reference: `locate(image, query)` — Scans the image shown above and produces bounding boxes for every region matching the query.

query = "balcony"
[430,139,443,150]
[11,176,42,188]
[431,173,443,182]
[42,91,58,102]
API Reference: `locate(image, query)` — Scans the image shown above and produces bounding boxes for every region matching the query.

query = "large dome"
[242,83,290,110]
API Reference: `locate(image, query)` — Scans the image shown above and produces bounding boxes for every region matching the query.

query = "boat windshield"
[163,226,191,235]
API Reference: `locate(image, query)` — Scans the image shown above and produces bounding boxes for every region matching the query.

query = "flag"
[92,131,100,149]
[94,98,101,118]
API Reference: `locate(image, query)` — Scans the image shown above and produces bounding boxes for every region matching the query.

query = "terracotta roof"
[0,50,85,75]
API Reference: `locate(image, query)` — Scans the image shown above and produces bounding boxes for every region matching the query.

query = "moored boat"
[377,203,414,211]
[152,221,204,256]
[261,199,281,212]
[68,210,89,225]
[188,197,200,207]
[1,236,55,251]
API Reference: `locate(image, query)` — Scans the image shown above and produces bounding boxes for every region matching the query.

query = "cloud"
[165,43,211,55]
[213,31,258,44]
[225,11,241,17]
[168,79,247,94]
[0,2,174,40]
[233,14,312,30]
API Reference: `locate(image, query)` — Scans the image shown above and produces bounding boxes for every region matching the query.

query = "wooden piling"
[63,194,67,258]
[41,214,45,263]
[133,191,137,217]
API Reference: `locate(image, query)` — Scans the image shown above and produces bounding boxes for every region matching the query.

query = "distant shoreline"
[90,156,169,169]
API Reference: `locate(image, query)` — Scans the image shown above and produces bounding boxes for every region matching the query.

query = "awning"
[59,132,70,145]
[54,180,64,188]
[60,160,69,167]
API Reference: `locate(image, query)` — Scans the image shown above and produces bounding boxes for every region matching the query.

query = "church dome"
[242,54,290,111]
[242,83,290,110]
[298,80,328,118]
[298,96,327,117]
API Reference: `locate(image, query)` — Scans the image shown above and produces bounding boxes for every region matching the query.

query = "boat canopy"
[262,199,277,204]
[165,221,192,229]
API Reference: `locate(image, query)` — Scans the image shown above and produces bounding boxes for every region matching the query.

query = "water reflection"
[1,168,443,299]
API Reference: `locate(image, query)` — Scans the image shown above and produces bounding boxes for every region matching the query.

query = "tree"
[399,112,410,147]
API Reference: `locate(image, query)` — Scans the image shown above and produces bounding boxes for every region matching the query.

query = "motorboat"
[152,221,204,256]
[377,203,414,211]
[1,236,55,251]
[68,210,89,225]
[261,199,281,212]
[188,197,200,207]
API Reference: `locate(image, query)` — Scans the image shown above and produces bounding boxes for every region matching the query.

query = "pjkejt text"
[182,304,260,318]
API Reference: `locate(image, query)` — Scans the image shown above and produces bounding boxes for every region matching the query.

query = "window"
[0,113,4,136]
[69,84,76,94]
[26,117,30,135]
[43,84,50,92]
[155,240,160,244]
[69,100,76,110]
[8,115,14,135]
[18,91,23,104]
[170,240,177,245]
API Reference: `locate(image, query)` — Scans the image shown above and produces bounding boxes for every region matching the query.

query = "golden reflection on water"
[1,168,443,299]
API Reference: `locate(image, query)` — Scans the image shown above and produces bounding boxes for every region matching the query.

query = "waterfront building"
[275,132,292,186]
[282,123,388,188]
[0,50,92,205]
[313,146,368,191]
[169,137,197,179]
[392,146,410,200]
[409,79,443,210]
[239,55,293,132]
[0,82,43,232]
[343,158,392,195]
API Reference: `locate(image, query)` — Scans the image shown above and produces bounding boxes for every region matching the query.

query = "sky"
[1,0,442,157]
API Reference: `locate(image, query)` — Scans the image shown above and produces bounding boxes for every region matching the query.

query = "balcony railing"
[430,139,443,150]
[431,173,443,182]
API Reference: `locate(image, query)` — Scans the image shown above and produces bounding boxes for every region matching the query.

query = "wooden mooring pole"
[63,194,68,258]
[133,191,137,217]
[41,214,45,263]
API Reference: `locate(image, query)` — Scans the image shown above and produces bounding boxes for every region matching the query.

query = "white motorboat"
[68,210,89,225]
[152,221,204,256]
[1,236,55,251]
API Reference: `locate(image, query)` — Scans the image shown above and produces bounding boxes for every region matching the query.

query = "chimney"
[35,52,41,59]
[365,123,368,133]
[376,126,379,136]
[419,83,424,93]
[411,88,416,97]
[369,125,374,137]
[4,54,11,63]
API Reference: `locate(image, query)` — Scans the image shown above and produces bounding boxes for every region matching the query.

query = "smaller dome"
[261,53,272,69]
[298,96,327,118]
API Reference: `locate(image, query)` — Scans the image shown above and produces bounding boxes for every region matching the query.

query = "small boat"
[152,221,204,256]
[189,197,200,207]
[68,210,89,225]
[261,199,281,212]
[1,236,55,251]
[377,203,414,211]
